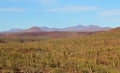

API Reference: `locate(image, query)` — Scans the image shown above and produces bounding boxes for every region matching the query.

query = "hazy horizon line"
[1,24,118,32]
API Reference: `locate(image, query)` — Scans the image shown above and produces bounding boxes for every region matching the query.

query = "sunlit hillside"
[0,28,120,73]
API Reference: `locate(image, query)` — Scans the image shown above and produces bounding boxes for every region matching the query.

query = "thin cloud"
[0,8,26,12]
[37,0,56,5]
[98,9,120,16]
[42,6,98,12]
[6,0,56,5]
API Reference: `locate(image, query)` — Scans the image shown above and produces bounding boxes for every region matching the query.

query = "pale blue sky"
[0,0,120,31]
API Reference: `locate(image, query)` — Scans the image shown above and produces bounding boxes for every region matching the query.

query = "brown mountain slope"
[1,31,94,38]
[109,27,120,32]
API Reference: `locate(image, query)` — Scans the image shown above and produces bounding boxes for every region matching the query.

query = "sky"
[0,0,120,31]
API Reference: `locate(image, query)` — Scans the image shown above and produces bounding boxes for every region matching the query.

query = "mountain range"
[6,24,111,33]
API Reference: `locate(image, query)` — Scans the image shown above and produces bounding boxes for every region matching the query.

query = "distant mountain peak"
[24,26,44,32]
[29,26,41,30]
[64,24,111,32]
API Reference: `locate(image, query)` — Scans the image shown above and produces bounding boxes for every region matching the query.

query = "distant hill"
[63,24,110,32]
[5,24,111,33]
[23,26,44,32]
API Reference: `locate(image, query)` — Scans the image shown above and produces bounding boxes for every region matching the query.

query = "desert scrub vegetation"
[0,30,120,73]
